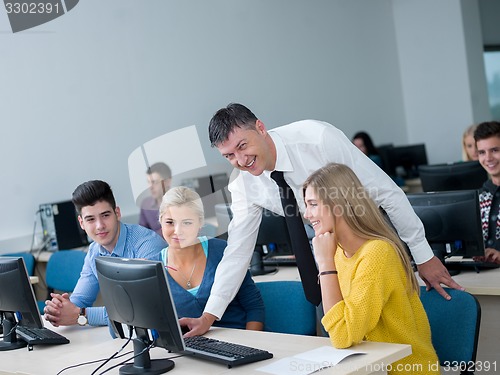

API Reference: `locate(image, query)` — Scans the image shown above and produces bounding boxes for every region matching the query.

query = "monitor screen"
[418,161,487,192]
[213,205,294,256]
[0,257,43,351]
[407,190,484,271]
[256,209,294,257]
[39,200,89,251]
[386,144,428,178]
[95,257,184,373]
[181,173,230,218]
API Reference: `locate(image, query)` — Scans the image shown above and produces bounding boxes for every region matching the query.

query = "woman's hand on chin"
[312,231,337,270]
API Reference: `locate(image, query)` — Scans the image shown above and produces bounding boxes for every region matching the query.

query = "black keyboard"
[184,336,273,368]
[263,255,296,266]
[446,260,500,272]
[16,326,70,345]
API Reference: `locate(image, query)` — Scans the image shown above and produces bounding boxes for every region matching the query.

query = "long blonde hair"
[462,124,478,161]
[303,163,419,294]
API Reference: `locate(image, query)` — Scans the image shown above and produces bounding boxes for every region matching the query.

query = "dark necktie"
[271,170,321,306]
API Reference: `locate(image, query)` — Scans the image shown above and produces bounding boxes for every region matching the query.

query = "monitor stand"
[0,318,28,351]
[250,251,276,276]
[119,338,174,375]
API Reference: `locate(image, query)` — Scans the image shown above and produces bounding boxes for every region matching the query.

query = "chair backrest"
[419,286,481,368]
[46,250,87,293]
[256,281,316,336]
[1,252,36,276]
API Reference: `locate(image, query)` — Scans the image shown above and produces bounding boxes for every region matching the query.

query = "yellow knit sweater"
[321,240,439,374]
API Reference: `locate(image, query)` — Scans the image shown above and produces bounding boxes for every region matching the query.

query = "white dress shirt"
[204,119,432,319]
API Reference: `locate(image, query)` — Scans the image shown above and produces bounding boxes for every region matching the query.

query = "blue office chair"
[256,281,317,336]
[1,252,36,276]
[419,286,481,374]
[37,250,87,313]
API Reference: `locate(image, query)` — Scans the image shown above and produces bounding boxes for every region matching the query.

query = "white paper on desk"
[256,346,366,375]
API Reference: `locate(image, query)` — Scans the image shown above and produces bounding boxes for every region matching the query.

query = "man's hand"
[178,312,217,338]
[484,248,500,264]
[417,256,464,300]
[43,293,79,327]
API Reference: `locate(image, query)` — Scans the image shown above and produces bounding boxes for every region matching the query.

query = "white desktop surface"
[444,263,500,296]
[0,325,410,375]
[252,266,300,283]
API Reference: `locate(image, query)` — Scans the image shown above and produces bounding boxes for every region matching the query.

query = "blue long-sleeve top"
[161,237,265,329]
[70,222,166,326]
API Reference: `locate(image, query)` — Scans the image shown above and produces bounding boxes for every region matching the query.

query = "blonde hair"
[159,186,204,225]
[303,163,419,294]
[462,124,478,161]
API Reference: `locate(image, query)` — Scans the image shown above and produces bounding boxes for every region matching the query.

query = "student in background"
[303,163,439,374]
[352,131,383,169]
[462,124,479,162]
[473,121,500,264]
[43,180,166,327]
[159,186,264,330]
[139,162,172,234]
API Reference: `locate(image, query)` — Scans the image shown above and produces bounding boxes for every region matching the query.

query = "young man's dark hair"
[209,103,258,147]
[72,180,116,214]
[147,162,171,179]
[474,121,500,142]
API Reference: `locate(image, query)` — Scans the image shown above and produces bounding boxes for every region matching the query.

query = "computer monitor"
[376,143,394,175]
[386,144,428,178]
[0,257,43,351]
[407,190,484,274]
[39,200,89,251]
[95,257,184,374]
[214,205,294,257]
[256,209,294,257]
[418,161,487,192]
[181,173,230,218]
[214,203,233,240]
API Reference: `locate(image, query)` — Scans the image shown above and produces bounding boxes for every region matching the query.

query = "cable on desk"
[0,320,18,339]
[90,326,134,375]
[97,339,157,375]
[56,326,134,375]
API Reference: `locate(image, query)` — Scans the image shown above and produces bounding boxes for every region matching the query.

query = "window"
[484,46,500,120]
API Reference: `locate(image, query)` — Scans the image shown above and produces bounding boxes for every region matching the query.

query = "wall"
[0,0,493,252]
[0,0,408,251]
[392,0,489,164]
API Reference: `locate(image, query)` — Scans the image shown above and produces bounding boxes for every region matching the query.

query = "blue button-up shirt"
[70,222,166,326]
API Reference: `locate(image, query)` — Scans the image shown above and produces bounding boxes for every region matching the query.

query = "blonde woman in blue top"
[159,186,264,331]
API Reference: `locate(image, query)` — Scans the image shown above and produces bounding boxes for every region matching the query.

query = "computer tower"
[39,200,89,251]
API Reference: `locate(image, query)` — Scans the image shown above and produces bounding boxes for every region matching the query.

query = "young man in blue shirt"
[43,180,166,327]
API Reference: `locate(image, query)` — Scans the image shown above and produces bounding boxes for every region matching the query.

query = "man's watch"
[77,307,88,326]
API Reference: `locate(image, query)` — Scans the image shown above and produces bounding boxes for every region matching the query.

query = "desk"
[0,325,410,375]
[404,178,423,194]
[252,266,300,283]
[32,251,54,300]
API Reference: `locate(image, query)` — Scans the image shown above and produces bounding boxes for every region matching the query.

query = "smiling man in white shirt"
[180,103,463,337]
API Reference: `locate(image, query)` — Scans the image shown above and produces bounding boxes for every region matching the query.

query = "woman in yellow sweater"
[303,163,439,374]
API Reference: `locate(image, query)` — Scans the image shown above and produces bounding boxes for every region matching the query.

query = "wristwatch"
[77,307,88,326]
